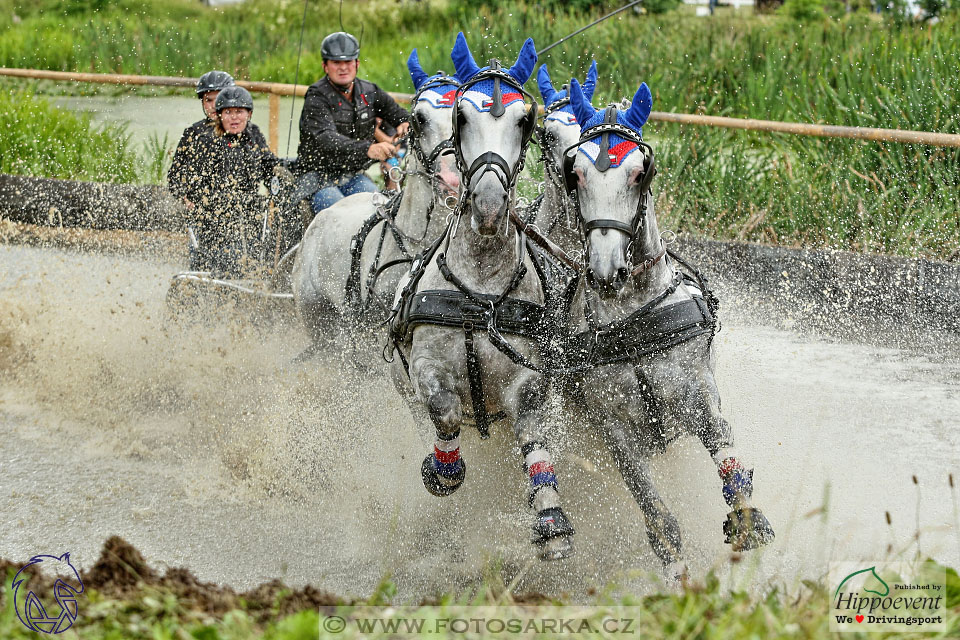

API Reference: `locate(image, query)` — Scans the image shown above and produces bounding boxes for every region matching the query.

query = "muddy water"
[1,242,958,601]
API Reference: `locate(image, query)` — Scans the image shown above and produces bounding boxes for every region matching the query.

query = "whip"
[537,0,644,56]
[284,0,310,158]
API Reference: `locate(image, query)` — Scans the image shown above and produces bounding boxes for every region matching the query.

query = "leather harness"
[342,75,463,321]
[388,61,549,438]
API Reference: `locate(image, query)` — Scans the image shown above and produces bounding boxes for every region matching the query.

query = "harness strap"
[464,323,502,439]
[632,363,669,453]
[345,208,389,314]
[465,151,513,192]
[583,218,634,236]
[631,242,667,280]
[436,249,527,308]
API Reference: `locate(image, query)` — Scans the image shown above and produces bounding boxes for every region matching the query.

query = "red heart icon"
[856,615,864,623]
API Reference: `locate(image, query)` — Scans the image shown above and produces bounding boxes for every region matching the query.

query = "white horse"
[529,61,598,257]
[292,51,460,342]
[560,78,775,579]
[388,33,575,560]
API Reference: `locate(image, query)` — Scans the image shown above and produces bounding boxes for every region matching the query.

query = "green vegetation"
[0,89,164,183]
[1,1,958,258]
[2,562,957,639]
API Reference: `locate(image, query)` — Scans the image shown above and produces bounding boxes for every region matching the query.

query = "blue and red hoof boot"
[421,453,465,497]
[718,458,774,550]
[532,507,575,560]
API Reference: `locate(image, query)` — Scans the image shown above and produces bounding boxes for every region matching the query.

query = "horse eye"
[415,111,427,125]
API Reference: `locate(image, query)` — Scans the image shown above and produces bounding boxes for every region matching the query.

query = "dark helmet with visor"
[215,86,254,113]
[321,31,360,61]
[196,70,235,97]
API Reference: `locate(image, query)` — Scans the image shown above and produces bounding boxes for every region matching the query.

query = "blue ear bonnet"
[538,61,597,126]
[450,32,537,112]
[576,127,641,168]
[458,77,526,112]
[415,74,460,109]
[408,49,459,108]
[570,79,652,168]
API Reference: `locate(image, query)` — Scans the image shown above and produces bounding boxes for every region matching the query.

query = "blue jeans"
[311,173,378,213]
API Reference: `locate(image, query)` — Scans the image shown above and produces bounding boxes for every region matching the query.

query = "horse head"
[407,49,460,197]
[450,32,538,235]
[536,60,597,173]
[567,79,657,297]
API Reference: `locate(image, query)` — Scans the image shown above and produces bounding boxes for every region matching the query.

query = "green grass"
[0,89,164,183]
[1,562,957,639]
[1,0,958,258]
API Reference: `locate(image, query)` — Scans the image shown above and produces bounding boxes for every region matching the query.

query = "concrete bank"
[675,237,959,336]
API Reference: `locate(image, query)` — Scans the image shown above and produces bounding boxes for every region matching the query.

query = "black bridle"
[561,105,658,268]
[534,89,577,233]
[390,73,462,243]
[407,72,461,177]
[451,60,539,204]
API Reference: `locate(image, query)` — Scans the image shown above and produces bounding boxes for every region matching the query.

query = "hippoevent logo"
[829,562,945,633]
[11,553,84,634]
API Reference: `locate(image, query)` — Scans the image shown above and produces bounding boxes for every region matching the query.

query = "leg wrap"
[421,432,465,497]
[718,457,754,507]
[522,441,558,505]
[433,442,464,479]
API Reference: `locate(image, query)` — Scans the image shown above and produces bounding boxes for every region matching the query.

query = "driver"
[297,31,410,214]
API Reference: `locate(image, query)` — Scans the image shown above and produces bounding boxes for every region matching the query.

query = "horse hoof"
[539,534,574,561]
[421,454,465,497]
[532,507,575,560]
[662,561,687,586]
[723,507,775,551]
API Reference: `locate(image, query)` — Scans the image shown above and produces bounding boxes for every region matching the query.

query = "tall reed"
[2,1,957,257]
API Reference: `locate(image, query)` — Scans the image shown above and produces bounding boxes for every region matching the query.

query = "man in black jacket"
[297,31,409,214]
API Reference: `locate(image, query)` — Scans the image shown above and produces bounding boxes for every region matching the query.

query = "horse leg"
[601,417,685,580]
[681,376,775,551]
[514,379,574,560]
[417,367,466,497]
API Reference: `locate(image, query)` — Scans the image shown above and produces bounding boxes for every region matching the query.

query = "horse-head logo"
[12,553,84,634]
[834,566,891,598]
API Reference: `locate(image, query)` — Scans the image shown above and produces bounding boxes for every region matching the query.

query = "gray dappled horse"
[388,33,575,560]
[529,61,598,258]
[291,51,460,341]
[560,78,774,579]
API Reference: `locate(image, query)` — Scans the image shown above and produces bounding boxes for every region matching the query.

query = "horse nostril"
[616,267,630,284]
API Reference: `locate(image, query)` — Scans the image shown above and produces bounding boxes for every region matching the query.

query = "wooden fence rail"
[4,67,960,151]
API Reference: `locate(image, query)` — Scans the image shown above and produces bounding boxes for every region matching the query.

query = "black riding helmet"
[196,70,235,97]
[321,31,359,61]
[215,86,254,113]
